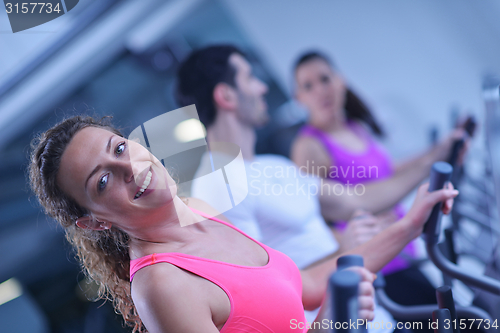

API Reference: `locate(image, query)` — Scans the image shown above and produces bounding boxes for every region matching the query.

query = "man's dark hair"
[294,51,385,137]
[175,45,245,128]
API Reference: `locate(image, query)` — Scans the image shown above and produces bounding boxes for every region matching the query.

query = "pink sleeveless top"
[130,208,307,332]
[299,122,415,275]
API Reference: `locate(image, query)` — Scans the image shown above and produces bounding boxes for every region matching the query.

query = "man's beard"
[237,93,269,128]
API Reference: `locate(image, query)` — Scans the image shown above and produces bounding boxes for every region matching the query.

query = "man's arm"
[301,183,458,310]
[302,215,412,310]
[334,210,383,253]
[301,217,412,310]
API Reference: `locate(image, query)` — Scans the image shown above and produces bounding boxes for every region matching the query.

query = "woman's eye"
[321,75,330,84]
[98,174,109,192]
[303,82,312,91]
[115,142,126,156]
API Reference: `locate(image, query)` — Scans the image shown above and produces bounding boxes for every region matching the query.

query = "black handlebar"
[329,255,367,332]
[432,309,453,333]
[424,162,500,294]
[423,162,453,243]
[436,286,459,333]
[463,116,477,137]
[447,139,465,168]
[329,270,361,333]
[337,255,364,270]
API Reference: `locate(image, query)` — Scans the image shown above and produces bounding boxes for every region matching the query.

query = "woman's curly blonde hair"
[29,115,146,332]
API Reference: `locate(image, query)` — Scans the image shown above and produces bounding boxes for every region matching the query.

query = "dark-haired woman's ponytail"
[344,88,384,137]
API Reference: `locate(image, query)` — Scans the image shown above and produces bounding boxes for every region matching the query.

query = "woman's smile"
[134,168,153,200]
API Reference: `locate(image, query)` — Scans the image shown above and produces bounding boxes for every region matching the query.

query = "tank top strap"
[299,124,332,148]
[130,252,209,281]
[129,251,239,285]
[130,207,273,281]
[300,123,374,157]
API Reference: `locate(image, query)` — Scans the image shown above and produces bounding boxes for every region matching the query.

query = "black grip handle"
[423,162,453,243]
[463,116,476,137]
[334,255,367,332]
[430,126,439,146]
[337,255,364,270]
[447,139,465,168]
[432,308,453,333]
[330,270,361,332]
[436,286,459,333]
[443,228,457,265]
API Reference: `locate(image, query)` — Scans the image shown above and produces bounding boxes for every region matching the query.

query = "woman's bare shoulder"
[293,135,329,160]
[131,263,219,332]
[291,135,332,176]
[132,261,188,297]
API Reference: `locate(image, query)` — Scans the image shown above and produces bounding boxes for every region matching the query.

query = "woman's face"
[295,58,347,124]
[57,126,177,230]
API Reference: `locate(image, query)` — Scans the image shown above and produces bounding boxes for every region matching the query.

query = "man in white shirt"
[175,45,459,331]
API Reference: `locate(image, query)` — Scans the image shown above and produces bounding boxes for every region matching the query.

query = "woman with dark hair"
[291,51,465,307]
[29,115,456,332]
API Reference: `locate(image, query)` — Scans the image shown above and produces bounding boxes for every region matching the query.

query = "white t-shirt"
[191,153,393,331]
[192,153,339,268]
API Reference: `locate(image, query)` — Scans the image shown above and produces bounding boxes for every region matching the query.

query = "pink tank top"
[299,122,415,275]
[130,208,307,332]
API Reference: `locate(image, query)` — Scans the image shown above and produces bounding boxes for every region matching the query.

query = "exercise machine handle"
[447,139,465,168]
[432,309,453,333]
[329,270,361,332]
[337,255,364,270]
[436,286,459,333]
[423,162,453,243]
[423,163,500,294]
[332,254,367,333]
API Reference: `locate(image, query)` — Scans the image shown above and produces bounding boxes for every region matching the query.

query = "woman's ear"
[76,215,112,230]
[213,82,238,111]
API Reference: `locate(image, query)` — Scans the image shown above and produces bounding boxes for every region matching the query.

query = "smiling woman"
[28,115,323,333]
[55,125,177,232]
[29,116,144,331]
[27,112,457,332]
